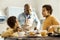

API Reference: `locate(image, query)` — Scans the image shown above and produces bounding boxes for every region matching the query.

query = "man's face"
[24,6,31,15]
[42,7,50,17]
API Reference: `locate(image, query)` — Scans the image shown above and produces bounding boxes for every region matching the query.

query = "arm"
[48,17,60,33]
[18,13,23,28]
[18,14,21,22]
[1,30,13,37]
[34,12,41,30]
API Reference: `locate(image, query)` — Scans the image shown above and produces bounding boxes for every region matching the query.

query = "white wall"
[0,0,37,15]
[0,0,60,20]
[0,0,35,9]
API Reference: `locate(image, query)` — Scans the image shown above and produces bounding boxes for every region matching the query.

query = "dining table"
[4,36,60,40]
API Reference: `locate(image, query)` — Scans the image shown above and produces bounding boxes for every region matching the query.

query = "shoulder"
[1,28,13,37]
[49,15,55,19]
[19,12,24,16]
[49,15,58,21]
[6,28,13,33]
[30,12,37,16]
[18,12,25,17]
[31,12,36,15]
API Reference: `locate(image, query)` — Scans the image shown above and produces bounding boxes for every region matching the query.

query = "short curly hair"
[42,5,53,15]
[7,16,16,28]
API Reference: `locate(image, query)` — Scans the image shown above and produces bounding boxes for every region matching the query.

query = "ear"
[15,22,17,27]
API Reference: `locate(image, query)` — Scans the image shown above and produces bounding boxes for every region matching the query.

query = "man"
[42,5,59,33]
[18,4,40,31]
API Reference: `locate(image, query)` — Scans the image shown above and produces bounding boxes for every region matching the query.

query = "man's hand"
[34,27,37,30]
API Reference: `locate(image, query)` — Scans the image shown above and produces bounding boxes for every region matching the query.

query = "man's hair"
[24,4,30,7]
[7,16,16,28]
[42,5,53,15]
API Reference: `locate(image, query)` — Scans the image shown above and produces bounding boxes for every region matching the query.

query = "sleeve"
[18,13,23,22]
[34,12,41,30]
[18,14,21,22]
[18,13,23,27]
[1,30,13,37]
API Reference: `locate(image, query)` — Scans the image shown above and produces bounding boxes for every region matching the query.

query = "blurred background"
[0,0,60,34]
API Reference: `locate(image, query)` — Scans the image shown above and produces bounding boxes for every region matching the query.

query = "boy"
[1,16,21,37]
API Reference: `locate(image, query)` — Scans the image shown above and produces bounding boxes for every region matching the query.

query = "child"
[42,5,59,33]
[1,16,21,38]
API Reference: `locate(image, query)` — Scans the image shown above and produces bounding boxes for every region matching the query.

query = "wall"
[0,0,60,20]
[0,0,37,16]
[0,0,35,9]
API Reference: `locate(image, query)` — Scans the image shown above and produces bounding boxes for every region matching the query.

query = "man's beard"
[25,12,30,15]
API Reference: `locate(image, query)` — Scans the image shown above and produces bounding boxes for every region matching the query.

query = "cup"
[18,31,25,37]
[40,30,47,37]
